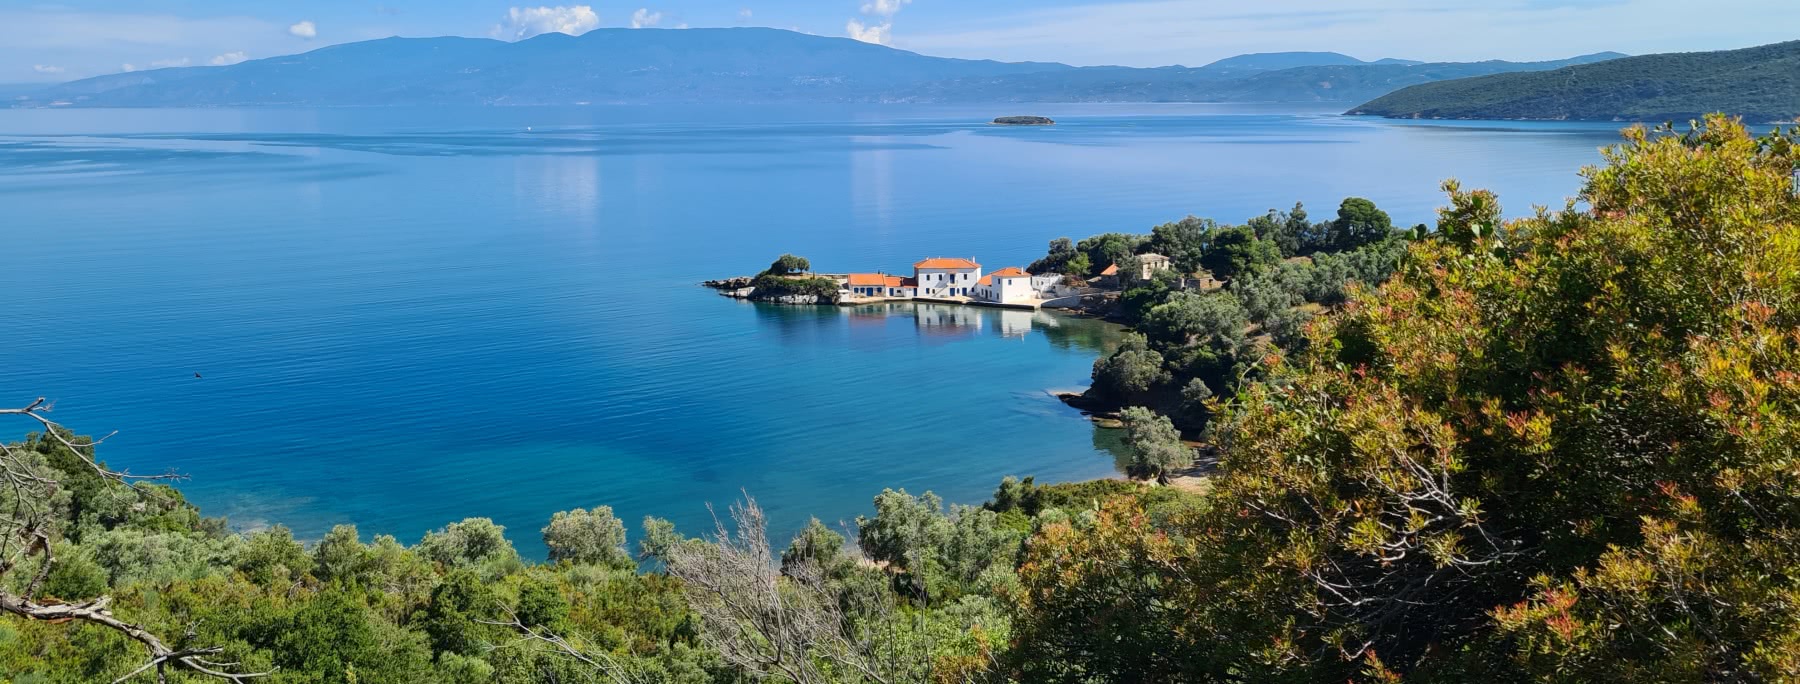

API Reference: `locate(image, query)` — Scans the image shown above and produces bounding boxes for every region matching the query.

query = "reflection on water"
[756,301,1121,354]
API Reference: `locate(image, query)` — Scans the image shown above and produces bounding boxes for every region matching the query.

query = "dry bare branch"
[0,398,272,683]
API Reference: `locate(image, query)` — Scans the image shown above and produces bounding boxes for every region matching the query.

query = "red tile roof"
[914,257,980,270]
[1100,263,1119,276]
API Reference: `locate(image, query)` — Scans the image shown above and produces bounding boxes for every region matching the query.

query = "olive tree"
[1118,407,1193,482]
[541,506,628,566]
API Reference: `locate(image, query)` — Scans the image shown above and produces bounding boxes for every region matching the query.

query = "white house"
[888,276,917,298]
[844,273,918,298]
[974,266,1034,303]
[913,257,981,297]
[845,273,890,297]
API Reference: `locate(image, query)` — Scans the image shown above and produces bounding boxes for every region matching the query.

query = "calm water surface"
[0,104,1622,553]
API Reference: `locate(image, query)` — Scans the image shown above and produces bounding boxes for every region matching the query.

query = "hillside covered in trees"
[4,115,1799,682]
[1348,40,1800,122]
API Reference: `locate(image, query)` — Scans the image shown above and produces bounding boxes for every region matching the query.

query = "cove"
[0,104,1621,553]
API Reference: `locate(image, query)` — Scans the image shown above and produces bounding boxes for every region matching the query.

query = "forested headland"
[1348,40,1800,122]
[4,115,1799,683]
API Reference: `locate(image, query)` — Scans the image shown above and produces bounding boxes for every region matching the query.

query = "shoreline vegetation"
[8,116,1800,683]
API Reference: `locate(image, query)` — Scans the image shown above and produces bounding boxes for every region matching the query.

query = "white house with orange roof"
[974,266,1033,303]
[844,273,918,298]
[913,257,981,297]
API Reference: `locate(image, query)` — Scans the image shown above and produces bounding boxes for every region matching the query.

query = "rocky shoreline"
[700,275,842,305]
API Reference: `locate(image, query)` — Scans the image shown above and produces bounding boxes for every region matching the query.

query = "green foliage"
[761,253,811,276]
[780,517,849,576]
[856,489,951,575]
[1033,115,1800,681]
[1062,252,1092,279]
[1075,232,1146,277]
[1118,407,1193,481]
[542,506,629,566]
[1246,202,1313,257]
[312,524,372,584]
[514,576,570,629]
[419,569,500,657]
[270,586,433,683]
[1090,333,1170,400]
[1026,237,1078,275]
[1178,377,1214,419]
[1349,40,1800,122]
[236,525,311,585]
[40,549,106,602]
[1197,224,1281,280]
[1327,197,1395,251]
[748,273,840,299]
[1140,290,1248,350]
[1147,216,1214,273]
[415,517,522,576]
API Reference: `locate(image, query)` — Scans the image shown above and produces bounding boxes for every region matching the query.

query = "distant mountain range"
[1348,40,1800,122]
[9,28,1625,108]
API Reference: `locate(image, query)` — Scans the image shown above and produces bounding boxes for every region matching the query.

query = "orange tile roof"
[914,257,980,270]
[884,275,905,287]
[846,273,889,286]
[977,266,1027,286]
[1100,263,1119,276]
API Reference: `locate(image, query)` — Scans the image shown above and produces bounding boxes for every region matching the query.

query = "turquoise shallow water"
[0,104,1623,553]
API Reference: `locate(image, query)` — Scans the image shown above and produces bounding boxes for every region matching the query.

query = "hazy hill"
[1347,41,1800,122]
[897,53,1626,104]
[1201,51,1385,73]
[14,28,1625,107]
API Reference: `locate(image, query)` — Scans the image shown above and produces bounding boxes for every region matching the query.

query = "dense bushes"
[1073,199,1409,434]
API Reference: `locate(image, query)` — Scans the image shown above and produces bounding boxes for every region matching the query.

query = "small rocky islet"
[992,115,1055,126]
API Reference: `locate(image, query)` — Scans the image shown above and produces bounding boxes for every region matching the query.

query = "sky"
[3,0,1794,83]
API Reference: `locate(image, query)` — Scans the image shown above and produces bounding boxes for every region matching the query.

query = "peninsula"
[993,116,1056,126]
[1347,39,1800,122]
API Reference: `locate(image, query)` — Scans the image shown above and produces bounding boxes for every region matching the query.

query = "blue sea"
[0,104,1623,554]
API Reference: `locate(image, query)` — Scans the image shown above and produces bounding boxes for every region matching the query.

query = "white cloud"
[630,9,663,28]
[676,22,690,29]
[847,0,909,45]
[493,6,600,41]
[209,51,248,66]
[847,18,891,45]
[112,56,189,74]
[0,10,276,79]
[288,21,317,39]
[861,0,912,18]
[738,8,754,20]
[31,64,64,74]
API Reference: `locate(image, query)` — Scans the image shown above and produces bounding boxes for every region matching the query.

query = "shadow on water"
[1092,424,1135,476]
